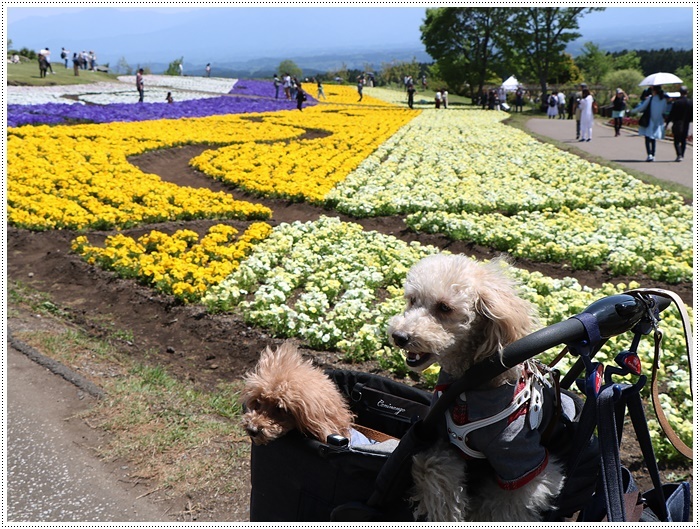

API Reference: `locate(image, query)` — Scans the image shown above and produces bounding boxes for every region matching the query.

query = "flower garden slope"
[190,104,418,203]
[6,114,306,230]
[326,109,692,283]
[200,216,691,461]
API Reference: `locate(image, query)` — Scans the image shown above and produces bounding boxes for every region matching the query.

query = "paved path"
[7,343,172,522]
[526,117,694,190]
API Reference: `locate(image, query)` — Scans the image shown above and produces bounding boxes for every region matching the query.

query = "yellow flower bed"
[190,105,418,202]
[317,83,397,107]
[8,103,414,229]
[7,115,307,230]
[71,222,272,303]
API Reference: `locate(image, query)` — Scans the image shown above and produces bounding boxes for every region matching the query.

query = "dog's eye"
[437,302,452,314]
[407,296,416,307]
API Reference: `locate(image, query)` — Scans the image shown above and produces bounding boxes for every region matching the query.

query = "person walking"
[557,89,566,119]
[273,74,280,99]
[441,89,448,109]
[205,63,211,77]
[435,90,442,109]
[357,76,364,102]
[407,83,416,109]
[60,47,70,68]
[547,92,559,119]
[40,48,55,74]
[72,52,80,76]
[165,92,174,104]
[610,88,628,137]
[136,68,145,103]
[316,78,326,100]
[514,87,524,112]
[666,85,692,162]
[295,83,307,111]
[283,73,291,100]
[578,88,595,141]
[631,85,671,162]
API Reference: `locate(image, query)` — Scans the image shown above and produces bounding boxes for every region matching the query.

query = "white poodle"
[388,254,566,522]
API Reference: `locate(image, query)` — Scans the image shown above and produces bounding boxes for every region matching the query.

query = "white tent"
[501,75,520,92]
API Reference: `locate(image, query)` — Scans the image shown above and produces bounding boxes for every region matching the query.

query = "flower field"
[7,78,693,461]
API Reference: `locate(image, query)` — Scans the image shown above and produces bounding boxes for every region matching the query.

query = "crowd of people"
[128,67,692,163]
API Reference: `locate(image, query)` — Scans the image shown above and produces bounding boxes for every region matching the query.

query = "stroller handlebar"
[500,293,670,368]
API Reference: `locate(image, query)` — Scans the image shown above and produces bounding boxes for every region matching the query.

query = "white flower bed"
[8,76,238,106]
[116,74,237,94]
[325,109,691,282]
[327,110,678,216]
[7,82,128,105]
[78,88,222,105]
[202,216,691,457]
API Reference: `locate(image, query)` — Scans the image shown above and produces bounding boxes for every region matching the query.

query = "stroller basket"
[249,370,431,522]
[249,291,692,522]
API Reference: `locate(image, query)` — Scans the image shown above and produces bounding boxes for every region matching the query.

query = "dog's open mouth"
[405,351,436,369]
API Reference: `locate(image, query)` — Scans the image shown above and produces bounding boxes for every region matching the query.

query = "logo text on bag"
[377,399,406,416]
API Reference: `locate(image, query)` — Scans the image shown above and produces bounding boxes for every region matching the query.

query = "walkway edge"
[8,329,106,399]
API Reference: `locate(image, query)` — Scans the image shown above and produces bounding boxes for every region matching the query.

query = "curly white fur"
[389,254,565,522]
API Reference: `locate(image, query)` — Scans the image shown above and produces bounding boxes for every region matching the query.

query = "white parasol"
[638,72,683,86]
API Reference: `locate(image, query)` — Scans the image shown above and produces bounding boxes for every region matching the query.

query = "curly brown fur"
[240,342,353,445]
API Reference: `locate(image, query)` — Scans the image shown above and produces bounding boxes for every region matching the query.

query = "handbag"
[638,101,652,127]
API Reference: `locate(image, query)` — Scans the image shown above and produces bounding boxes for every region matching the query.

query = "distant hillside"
[567,24,692,55]
[136,48,432,77]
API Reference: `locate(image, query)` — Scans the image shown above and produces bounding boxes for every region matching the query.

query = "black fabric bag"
[248,370,431,522]
[639,103,652,127]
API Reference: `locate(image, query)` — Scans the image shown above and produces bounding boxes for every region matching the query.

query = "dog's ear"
[473,259,537,358]
[286,380,353,441]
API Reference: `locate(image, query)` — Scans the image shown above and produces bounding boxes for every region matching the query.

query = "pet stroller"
[249,289,693,522]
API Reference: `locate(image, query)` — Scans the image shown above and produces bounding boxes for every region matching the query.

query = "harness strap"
[596,385,627,521]
[444,384,531,459]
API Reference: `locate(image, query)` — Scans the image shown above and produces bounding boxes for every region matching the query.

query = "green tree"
[613,50,641,71]
[675,64,693,92]
[575,42,614,85]
[421,7,510,98]
[165,56,183,76]
[505,7,603,99]
[379,58,421,88]
[277,59,302,80]
[601,69,644,98]
[549,53,582,85]
[116,56,133,75]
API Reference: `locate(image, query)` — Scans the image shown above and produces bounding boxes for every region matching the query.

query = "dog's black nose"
[392,331,410,348]
[246,426,261,438]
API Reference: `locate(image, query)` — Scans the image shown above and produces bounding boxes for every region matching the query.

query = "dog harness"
[435,360,562,490]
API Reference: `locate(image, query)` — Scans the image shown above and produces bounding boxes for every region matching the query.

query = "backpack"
[549,95,557,107]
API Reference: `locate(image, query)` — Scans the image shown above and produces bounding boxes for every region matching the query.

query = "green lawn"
[7,59,120,86]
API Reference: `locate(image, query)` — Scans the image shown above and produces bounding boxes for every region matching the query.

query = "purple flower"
[8,90,317,128]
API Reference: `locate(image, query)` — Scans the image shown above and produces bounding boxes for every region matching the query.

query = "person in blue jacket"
[631,85,671,162]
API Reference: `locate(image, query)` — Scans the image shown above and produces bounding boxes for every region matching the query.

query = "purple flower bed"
[229,79,277,98]
[231,78,318,100]
[8,92,317,128]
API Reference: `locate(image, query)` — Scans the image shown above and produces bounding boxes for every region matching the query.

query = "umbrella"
[638,72,683,86]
